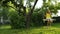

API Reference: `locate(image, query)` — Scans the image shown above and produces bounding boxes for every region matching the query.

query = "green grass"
[0,23,60,34]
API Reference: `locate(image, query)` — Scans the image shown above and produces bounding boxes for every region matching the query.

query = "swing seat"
[43,19,56,22]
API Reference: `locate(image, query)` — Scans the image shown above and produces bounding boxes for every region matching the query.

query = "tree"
[25,0,38,28]
[0,0,38,28]
[0,0,60,29]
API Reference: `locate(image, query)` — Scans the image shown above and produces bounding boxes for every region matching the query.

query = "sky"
[24,0,60,16]
[35,0,43,8]
[24,0,43,8]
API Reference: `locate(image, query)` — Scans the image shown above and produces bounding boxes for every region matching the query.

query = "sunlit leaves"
[43,0,46,2]
[29,0,35,2]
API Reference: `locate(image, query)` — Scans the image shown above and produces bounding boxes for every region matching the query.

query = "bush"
[31,12,43,27]
[8,11,25,29]
[8,10,46,28]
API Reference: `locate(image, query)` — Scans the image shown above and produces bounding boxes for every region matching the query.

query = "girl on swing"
[45,9,52,26]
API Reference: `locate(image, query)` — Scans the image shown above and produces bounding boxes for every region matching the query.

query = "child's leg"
[47,19,50,26]
[44,19,50,28]
[50,19,53,26]
[47,19,51,26]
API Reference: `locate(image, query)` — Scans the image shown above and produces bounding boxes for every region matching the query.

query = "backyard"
[0,0,60,34]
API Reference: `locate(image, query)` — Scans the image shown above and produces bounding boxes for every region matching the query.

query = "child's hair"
[46,9,51,13]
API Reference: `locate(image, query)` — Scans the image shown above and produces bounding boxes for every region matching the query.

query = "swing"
[43,9,56,26]
[43,19,55,22]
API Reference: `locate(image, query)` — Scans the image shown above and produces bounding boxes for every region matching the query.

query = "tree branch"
[29,0,38,15]
[6,5,17,11]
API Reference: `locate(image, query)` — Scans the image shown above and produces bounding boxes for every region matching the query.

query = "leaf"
[29,0,35,2]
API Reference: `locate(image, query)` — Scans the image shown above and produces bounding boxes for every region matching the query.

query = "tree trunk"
[26,0,38,29]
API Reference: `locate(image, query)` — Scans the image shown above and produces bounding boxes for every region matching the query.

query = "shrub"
[8,11,25,29]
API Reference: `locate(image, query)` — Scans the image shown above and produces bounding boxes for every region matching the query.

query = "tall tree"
[25,0,38,28]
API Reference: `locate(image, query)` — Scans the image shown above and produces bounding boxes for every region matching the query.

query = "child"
[45,9,52,26]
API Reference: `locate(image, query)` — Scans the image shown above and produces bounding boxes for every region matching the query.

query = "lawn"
[0,23,60,34]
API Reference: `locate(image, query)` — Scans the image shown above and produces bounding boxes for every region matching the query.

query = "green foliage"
[31,13,43,26]
[29,0,35,2]
[0,0,60,29]
[0,6,9,19]
[8,11,25,29]
[30,9,44,27]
